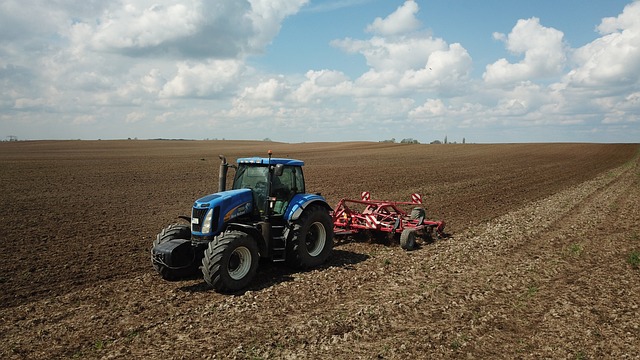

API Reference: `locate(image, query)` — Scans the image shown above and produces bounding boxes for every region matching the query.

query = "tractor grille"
[191,206,220,234]
[191,208,208,233]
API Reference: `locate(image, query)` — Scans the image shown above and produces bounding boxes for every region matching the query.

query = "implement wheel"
[410,207,426,220]
[202,231,259,292]
[400,228,417,250]
[286,205,334,269]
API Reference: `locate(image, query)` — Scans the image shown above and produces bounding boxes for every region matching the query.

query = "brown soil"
[1,140,639,359]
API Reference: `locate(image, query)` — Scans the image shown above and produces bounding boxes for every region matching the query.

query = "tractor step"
[271,225,286,262]
[272,247,286,262]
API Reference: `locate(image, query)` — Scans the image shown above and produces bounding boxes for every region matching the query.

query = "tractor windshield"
[233,165,269,191]
[233,165,269,213]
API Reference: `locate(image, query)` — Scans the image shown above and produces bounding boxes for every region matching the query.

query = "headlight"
[201,209,214,234]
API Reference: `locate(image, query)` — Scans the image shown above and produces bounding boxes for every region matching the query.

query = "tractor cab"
[233,157,305,217]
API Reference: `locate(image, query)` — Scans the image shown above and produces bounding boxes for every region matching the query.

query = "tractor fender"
[284,193,333,222]
[224,222,268,258]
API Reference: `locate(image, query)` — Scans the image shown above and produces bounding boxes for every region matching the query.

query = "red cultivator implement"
[332,192,446,250]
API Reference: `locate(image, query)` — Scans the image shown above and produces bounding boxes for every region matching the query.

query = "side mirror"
[274,164,284,176]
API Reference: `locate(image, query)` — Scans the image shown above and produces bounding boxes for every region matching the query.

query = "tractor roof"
[237,157,304,166]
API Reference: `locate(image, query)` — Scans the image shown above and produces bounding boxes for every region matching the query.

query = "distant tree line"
[381,136,468,144]
[379,138,421,144]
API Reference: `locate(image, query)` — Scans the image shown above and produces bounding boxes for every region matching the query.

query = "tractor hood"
[191,189,254,236]
[194,188,253,209]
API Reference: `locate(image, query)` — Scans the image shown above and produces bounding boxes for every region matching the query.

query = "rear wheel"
[151,224,196,280]
[286,205,334,269]
[202,230,259,292]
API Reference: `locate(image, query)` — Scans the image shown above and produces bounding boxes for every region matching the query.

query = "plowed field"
[1,140,639,359]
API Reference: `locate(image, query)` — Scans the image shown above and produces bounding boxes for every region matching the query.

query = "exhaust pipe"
[218,155,228,192]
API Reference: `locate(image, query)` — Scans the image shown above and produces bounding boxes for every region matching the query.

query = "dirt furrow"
[398,155,640,358]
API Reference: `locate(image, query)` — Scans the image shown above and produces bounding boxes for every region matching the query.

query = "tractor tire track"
[400,154,640,358]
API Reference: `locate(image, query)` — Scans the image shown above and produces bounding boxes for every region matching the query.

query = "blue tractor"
[151,152,334,292]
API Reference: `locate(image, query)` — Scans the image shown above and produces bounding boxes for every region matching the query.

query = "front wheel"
[286,205,334,269]
[151,224,196,280]
[202,230,259,292]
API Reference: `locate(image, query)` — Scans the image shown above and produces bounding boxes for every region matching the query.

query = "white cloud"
[410,98,446,117]
[239,78,289,101]
[141,69,166,93]
[160,60,244,98]
[598,92,640,124]
[68,0,307,59]
[330,5,472,98]
[366,1,421,36]
[327,0,473,100]
[400,43,473,94]
[154,111,175,124]
[125,111,146,123]
[484,18,567,85]
[332,36,447,72]
[330,35,473,98]
[246,0,309,51]
[564,1,640,89]
[292,70,352,102]
[596,1,640,34]
[83,1,252,58]
[91,3,201,49]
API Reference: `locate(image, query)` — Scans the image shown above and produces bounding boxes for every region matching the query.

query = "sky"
[1,0,639,143]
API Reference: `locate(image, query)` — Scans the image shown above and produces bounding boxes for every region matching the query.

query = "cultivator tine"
[392,217,401,233]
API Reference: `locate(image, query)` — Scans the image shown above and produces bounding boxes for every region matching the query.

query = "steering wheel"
[254,181,267,193]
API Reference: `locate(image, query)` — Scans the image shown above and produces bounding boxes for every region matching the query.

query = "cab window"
[271,166,304,215]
